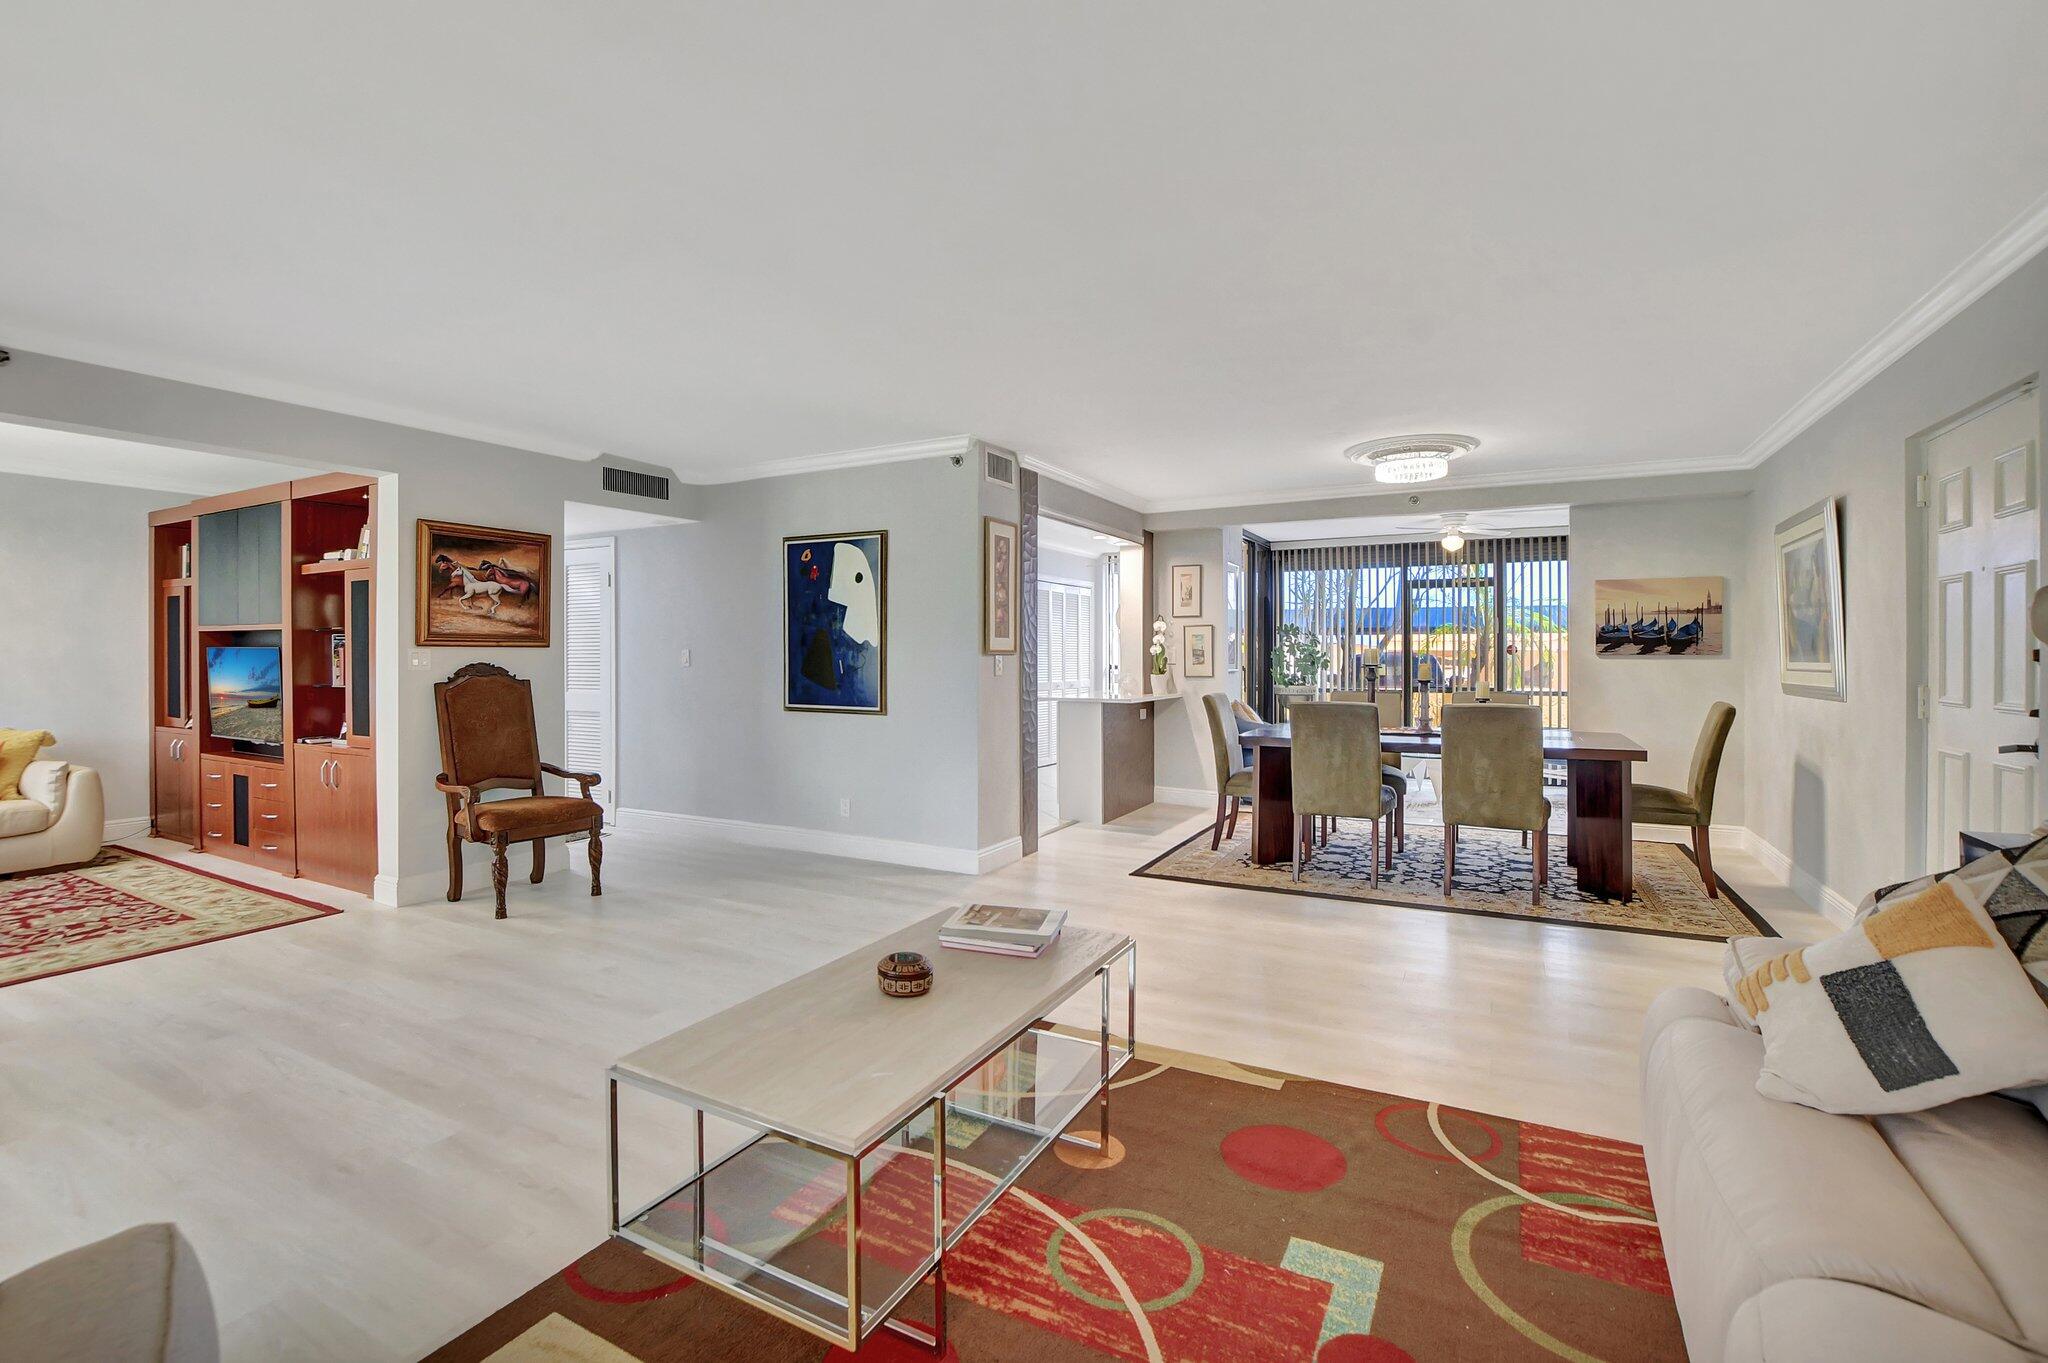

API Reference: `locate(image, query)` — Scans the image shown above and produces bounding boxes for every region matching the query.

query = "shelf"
[299,558,372,576]
[197,622,284,632]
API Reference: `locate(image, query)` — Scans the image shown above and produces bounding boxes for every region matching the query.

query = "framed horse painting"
[784,531,887,714]
[416,519,552,647]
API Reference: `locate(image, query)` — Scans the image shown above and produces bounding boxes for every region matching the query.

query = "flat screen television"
[206,645,283,751]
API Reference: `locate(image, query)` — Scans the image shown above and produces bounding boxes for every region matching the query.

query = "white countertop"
[1054,693,1180,705]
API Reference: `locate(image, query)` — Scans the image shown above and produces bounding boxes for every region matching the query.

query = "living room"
[3,6,2047,1362]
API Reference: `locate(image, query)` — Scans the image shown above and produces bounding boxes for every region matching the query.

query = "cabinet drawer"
[248,831,296,874]
[248,771,289,801]
[202,799,233,843]
[250,796,293,835]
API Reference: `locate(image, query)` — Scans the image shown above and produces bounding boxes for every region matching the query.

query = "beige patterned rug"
[1,847,339,987]
[1135,819,1774,941]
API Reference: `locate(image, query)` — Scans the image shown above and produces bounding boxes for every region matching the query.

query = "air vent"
[982,445,1017,488]
[601,466,670,501]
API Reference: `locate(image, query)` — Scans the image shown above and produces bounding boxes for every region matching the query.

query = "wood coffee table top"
[611,908,1131,1156]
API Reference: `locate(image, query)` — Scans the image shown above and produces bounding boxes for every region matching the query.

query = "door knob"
[1998,743,2040,755]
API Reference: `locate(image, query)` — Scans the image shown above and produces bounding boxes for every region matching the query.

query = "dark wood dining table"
[1239,723,1651,900]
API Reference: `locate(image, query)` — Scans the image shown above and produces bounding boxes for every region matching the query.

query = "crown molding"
[1733,188,2048,470]
[1017,454,1149,512]
[0,330,603,460]
[1137,451,1747,516]
[687,434,976,484]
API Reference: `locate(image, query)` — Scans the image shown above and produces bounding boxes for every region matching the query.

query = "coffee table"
[606,909,1137,1353]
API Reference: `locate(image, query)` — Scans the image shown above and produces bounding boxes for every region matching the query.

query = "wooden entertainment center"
[149,474,377,892]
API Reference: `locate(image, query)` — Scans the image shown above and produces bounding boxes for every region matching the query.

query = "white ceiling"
[0,423,310,495]
[564,500,693,537]
[1040,516,1134,558]
[1249,505,1570,546]
[4,4,2046,510]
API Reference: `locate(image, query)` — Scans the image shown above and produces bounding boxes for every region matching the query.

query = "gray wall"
[1151,526,1241,794]
[1569,495,1751,826]
[616,456,996,853]
[0,350,689,901]
[1741,250,2048,906]
[0,471,168,827]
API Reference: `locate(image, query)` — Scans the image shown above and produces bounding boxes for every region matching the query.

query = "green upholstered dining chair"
[1633,702,1737,897]
[1440,703,1551,904]
[1289,702,1397,886]
[1328,691,1408,850]
[1203,693,1256,850]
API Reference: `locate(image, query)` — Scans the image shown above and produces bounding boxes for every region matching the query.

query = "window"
[1036,580,1095,765]
[1273,534,1568,727]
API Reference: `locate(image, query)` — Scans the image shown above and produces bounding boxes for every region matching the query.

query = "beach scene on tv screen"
[208,647,282,742]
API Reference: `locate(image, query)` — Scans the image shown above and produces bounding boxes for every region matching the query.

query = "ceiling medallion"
[1343,434,1479,485]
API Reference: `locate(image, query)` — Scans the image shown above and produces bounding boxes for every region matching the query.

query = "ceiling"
[1248,505,1570,546]
[1040,516,1135,558]
[4,3,2046,511]
[0,423,311,495]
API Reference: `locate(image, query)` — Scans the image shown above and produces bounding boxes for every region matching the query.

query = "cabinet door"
[297,749,375,892]
[197,503,284,626]
[152,728,197,845]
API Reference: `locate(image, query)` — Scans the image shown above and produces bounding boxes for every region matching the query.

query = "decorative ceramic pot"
[877,950,934,998]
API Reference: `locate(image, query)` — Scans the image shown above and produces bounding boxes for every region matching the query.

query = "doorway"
[1033,516,1131,835]
[1921,382,2041,871]
[565,538,617,822]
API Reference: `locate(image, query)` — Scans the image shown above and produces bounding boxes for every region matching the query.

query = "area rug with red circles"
[427,1045,1682,1362]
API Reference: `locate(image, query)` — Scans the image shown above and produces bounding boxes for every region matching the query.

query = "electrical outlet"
[680,648,691,668]
[994,656,1004,676]
[838,798,852,818]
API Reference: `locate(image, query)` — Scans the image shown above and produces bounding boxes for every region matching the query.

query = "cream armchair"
[0,761,105,876]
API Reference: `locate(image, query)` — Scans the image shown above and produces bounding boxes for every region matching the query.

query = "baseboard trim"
[618,807,1000,877]
[1739,829,1858,926]
[1151,786,1215,809]
[104,816,152,842]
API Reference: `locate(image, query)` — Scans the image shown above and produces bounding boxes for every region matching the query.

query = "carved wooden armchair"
[433,662,603,918]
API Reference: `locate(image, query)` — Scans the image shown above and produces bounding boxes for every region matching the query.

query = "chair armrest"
[435,776,480,812]
[541,762,600,797]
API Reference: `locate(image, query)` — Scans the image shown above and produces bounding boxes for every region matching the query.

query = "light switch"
[994,657,1005,676]
[409,650,431,670]
[680,649,692,668]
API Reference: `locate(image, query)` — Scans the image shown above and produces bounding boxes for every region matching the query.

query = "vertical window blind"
[1272,534,1569,727]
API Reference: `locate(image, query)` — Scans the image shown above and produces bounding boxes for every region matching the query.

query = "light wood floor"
[1,805,1827,1361]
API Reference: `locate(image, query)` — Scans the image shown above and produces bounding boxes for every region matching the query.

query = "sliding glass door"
[1273,534,1569,727]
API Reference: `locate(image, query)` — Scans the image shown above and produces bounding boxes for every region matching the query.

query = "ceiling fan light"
[1440,529,1466,552]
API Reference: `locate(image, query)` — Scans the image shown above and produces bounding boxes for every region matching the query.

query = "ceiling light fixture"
[1440,525,1466,554]
[1343,434,1480,486]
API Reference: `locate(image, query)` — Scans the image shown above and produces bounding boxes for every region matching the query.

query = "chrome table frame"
[606,940,1137,1354]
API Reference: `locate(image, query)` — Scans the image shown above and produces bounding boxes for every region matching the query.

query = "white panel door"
[565,540,617,821]
[1925,388,2040,866]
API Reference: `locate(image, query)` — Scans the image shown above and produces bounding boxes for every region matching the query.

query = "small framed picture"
[1184,623,1217,678]
[983,517,1018,655]
[1171,563,1203,617]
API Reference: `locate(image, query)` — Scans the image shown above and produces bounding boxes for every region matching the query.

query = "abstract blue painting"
[784,531,888,714]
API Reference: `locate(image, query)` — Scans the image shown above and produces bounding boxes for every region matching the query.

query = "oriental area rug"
[428,1047,1684,1362]
[1133,820,1773,942]
[0,846,338,987]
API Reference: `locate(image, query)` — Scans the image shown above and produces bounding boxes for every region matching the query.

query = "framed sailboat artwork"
[1591,577,1725,657]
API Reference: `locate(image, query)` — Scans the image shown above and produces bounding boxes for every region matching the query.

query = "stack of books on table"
[938,904,1066,958]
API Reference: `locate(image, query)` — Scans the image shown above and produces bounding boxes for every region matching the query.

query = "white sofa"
[1641,987,2048,1362]
[0,761,105,876]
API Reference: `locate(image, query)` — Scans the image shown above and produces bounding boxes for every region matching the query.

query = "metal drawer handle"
[261,813,280,821]
[261,843,279,852]
[206,772,223,780]
[207,832,224,839]
[207,802,222,810]
[260,781,279,790]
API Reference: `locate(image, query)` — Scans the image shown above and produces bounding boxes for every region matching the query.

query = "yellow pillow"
[0,729,56,800]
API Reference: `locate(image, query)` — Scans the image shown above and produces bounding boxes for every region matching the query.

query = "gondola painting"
[1592,577,1724,657]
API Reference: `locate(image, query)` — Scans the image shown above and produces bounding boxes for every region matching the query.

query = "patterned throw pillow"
[1732,865,2048,1114]
[1857,838,2048,1001]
